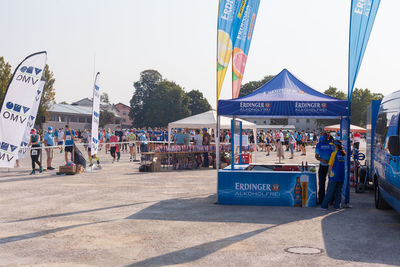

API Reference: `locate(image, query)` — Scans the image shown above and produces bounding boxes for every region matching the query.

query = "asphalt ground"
[1,141,400,266]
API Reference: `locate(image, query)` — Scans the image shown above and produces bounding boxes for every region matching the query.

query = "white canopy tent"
[168,110,257,133]
[167,110,257,165]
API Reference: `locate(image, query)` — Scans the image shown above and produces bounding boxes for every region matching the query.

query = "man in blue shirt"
[63,125,76,164]
[44,126,55,170]
[174,128,185,145]
[315,132,334,204]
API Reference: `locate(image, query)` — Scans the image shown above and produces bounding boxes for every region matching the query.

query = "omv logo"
[95,84,100,91]
[20,66,42,76]
[0,142,18,153]
[93,111,99,118]
[6,102,30,114]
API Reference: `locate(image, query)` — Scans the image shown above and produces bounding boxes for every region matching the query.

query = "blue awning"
[218,69,347,118]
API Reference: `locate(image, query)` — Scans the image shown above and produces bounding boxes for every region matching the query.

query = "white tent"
[168,110,256,131]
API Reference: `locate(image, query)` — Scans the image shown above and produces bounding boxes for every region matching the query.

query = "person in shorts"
[63,125,76,164]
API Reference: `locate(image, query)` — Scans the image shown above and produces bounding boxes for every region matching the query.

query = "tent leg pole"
[216,116,220,170]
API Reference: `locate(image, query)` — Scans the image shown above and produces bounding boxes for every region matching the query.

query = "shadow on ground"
[321,191,400,265]
[127,193,400,266]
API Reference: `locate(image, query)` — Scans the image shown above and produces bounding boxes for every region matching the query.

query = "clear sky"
[1,0,399,107]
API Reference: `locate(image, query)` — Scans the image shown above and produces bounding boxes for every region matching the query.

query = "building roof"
[49,104,92,115]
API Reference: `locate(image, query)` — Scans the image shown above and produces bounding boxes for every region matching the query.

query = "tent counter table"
[218,164,317,207]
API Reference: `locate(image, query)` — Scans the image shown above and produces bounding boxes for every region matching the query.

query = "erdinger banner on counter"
[0,51,47,168]
[18,81,45,159]
[217,0,247,101]
[232,0,260,99]
[90,72,100,156]
[348,0,381,100]
[218,171,317,207]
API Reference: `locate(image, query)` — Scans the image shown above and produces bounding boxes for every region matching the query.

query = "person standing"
[184,128,191,146]
[43,126,55,170]
[194,129,203,146]
[320,140,346,210]
[63,125,76,164]
[87,130,101,167]
[289,131,296,159]
[29,129,42,175]
[202,128,211,167]
[315,133,334,204]
[109,131,119,163]
[128,130,137,162]
[174,128,185,145]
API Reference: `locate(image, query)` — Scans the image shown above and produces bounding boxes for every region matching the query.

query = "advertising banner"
[232,0,260,98]
[0,52,47,168]
[218,171,317,207]
[348,0,381,100]
[90,72,100,156]
[217,0,247,101]
[18,81,45,159]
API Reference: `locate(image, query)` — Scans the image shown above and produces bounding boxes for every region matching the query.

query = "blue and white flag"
[90,72,100,156]
[0,52,47,168]
[348,0,381,100]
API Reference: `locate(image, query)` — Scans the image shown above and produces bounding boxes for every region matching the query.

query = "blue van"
[373,91,400,212]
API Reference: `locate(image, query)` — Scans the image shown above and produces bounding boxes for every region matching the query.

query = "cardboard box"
[59,165,76,174]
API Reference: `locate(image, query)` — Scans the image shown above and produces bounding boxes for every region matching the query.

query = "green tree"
[36,64,56,126]
[101,92,110,103]
[324,86,347,100]
[100,110,116,127]
[239,75,275,97]
[0,57,12,103]
[350,88,384,127]
[129,69,162,127]
[144,81,190,127]
[186,89,211,116]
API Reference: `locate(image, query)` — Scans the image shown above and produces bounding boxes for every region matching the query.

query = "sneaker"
[316,207,328,211]
[343,203,353,209]
[97,160,100,165]
[112,158,115,163]
[30,170,35,175]
[89,163,93,167]
[266,154,270,156]
[47,167,55,170]
[39,167,43,173]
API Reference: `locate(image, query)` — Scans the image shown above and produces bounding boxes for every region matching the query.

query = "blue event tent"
[218,69,347,118]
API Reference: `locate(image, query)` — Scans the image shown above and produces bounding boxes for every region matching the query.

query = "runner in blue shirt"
[43,126,55,170]
[63,125,76,164]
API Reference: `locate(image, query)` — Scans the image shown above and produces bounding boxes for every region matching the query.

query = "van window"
[376,112,399,148]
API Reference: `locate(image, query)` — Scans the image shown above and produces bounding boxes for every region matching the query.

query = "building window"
[123,119,126,122]
[306,119,310,123]
[79,117,86,123]
[87,117,92,123]
[263,120,267,124]
[123,112,126,116]
[296,119,300,123]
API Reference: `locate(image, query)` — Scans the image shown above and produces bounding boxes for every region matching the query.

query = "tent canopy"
[168,110,256,131]
[218,69,347,118]
[324,124,366,133]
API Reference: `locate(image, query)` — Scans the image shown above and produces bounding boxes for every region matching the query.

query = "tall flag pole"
[232,0,260,99]
[91,72,101,156]
[217,0,247,102]
[0,51,47,168]
[344,0,381,203]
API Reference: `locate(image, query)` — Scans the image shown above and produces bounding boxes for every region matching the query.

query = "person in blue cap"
[43,126,55,170]
[315,132,334,204]
[320,139,346,210]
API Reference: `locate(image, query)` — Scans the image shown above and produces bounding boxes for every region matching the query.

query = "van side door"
[385,113,400,197]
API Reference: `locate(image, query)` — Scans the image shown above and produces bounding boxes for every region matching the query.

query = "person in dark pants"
[202,128,210,167]
[315,132,334,204]
[29,129,42,175]
[320,139,347,210]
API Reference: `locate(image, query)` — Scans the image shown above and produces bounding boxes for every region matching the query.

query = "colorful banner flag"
[217,0,247,101]
[90,72,100,156]
[0,51,47,168]
[232,0,260,99]
[18,80,45,159]
[348,0,381,100]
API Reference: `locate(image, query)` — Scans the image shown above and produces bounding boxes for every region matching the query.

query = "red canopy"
[324,124,366,134]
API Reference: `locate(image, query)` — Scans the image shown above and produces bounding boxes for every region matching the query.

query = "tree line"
[129,70,211,128]
[0,56,56,126]
[238,75,384,128]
